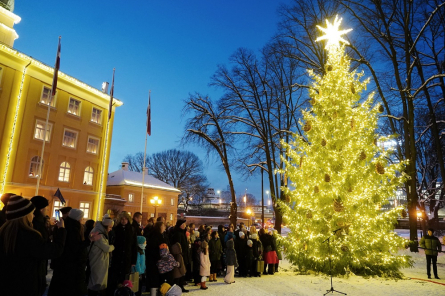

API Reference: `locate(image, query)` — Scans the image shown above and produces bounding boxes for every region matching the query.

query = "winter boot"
[213,273,218,282]
[200,282,208,290]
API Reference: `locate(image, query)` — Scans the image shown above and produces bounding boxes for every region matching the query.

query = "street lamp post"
[150,196,162,219]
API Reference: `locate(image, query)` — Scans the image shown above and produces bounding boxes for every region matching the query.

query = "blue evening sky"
[14,0,291,202]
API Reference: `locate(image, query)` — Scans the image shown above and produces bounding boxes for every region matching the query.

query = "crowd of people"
[0,193,282,296]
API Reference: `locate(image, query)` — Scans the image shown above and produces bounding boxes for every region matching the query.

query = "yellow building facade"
[106,163,180,226]
[0,5,123,220]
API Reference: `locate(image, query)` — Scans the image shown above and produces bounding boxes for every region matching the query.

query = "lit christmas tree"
[279,16,412,277]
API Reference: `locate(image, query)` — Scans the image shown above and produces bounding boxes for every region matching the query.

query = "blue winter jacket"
[135,236,146,274]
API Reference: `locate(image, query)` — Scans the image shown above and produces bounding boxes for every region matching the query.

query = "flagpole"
[140,90,150,213]
[96,69,115,221]
[36,36,61,196]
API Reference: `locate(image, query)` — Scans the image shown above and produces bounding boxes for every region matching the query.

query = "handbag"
[126,267,139,293]
[256,258,264,273]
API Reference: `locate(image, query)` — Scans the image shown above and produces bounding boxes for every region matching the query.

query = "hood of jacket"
[226,239,235,250]
[171,242,182,255]
[160,248,169,258]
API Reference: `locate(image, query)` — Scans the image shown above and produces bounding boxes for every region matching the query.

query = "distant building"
[106,162,181,225]
[0,5,123,220]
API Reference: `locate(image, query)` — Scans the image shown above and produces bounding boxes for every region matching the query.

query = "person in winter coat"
[235,231,248,277]
[143,217,155,237]
[260,228,277,275]
[217,225,226,274]
[420,228,442,279]
[0,195,67,296]
[208,231,222,282]
[192,233,202,286]
[132,212,143,236]
[171,242,188,292]
[273,230,282,272]
[157,244,179,286]
[145,221,167,296]
[87,215,115,296]
[224,239,238,284]
[84,219,95,242]
[109,211,138,295]
[49,209,99,296]
[0,193,15,228]
[249,226,262,277]
[135,236,146,296]
[199,241,211,290]
[170,219,190,286]
[30,195,51,294]
[246,240,255,277]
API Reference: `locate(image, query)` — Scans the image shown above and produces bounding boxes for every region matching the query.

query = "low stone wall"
[180,215,249,227]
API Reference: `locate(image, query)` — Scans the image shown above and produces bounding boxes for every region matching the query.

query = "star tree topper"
[316,15,352,49]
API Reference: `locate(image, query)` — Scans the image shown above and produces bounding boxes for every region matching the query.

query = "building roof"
[107,169,181,193]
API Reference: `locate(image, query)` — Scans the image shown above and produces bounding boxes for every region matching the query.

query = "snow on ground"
[181,250,444,296]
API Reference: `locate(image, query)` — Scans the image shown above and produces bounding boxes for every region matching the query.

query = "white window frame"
[170,213,173,221]
[128,193,134,203]
[34,120,52,142]
[83,166,93,186]
[79,202,91,219]
[86,136,100,154]
[171,198,174,206]
[40,85,56,107]
[91,107,102,125]
[62,128,78,149]
[52,200,66,218]
[29,156,43,178]
[58,161,71,182]
[150,213,154,218]
[68,97,81,116]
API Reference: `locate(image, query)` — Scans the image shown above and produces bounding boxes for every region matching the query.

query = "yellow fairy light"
[316,15,352,49]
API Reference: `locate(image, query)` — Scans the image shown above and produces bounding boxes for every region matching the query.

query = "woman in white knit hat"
[0,195,67,296]
[87,214,115,296]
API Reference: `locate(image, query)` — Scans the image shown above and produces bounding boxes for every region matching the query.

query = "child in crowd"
[157,243,180,286]
[171,242,188,292]
[246,240,254,277]
[224,239,238,284]
[135,236,146,296]
[199,241,211,290]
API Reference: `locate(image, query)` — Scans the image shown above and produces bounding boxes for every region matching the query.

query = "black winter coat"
[225,240,238,267]
[132,220,143,237]
[0,226,66,296]
[32,210,51,293]
[170,226,190,265]
[209,237,223,262]
[235,236,247,263]
[145,230,167,288]
[0,208,7,228]
[110,223,138,283]
[48,217,89,296]
[260,233,274,252]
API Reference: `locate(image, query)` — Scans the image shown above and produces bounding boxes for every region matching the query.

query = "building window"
[58,161,70,182]
[128,193,134,202]
[62,129,78,148]
[40,86,56,107]
[86,136,100,154]
[171,198,174,206]
[91,107,102,124]
[150,213,154,218]
[170,213,173,221]
[34,120,52,142]
[53,200,64,218]
[29,156,43,178]
[83,166,93,185]
[68,98,81,116]
[79,202,90,219]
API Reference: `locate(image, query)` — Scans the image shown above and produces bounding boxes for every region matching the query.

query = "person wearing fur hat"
[109,211,138,294]
[48,209,100,296]
[170,219,190,287]
[87,214,115,296]
[0,193,15,228]
[0,195,67,296]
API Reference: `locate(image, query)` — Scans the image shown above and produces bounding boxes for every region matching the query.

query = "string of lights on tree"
[277,16,412,277]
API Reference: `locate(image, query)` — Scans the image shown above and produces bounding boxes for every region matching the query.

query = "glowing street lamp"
[150,196,162,218]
